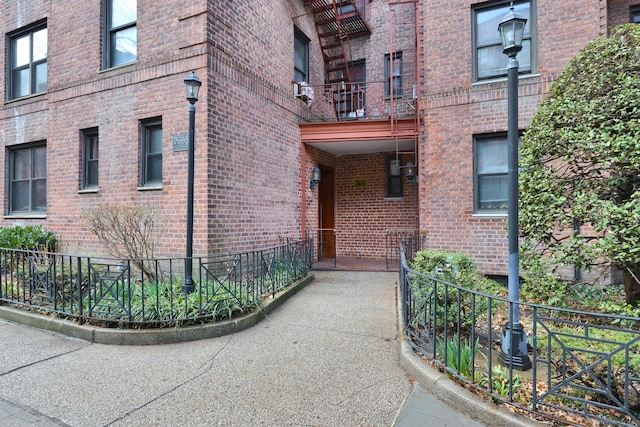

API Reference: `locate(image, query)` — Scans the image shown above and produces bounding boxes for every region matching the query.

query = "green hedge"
[0,225,59,252]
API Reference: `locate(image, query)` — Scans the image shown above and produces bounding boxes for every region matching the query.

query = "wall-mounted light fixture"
[406,162,417,184]
[309,166,321,189]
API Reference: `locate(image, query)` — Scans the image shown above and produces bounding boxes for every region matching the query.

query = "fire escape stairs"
[305,0,371,119]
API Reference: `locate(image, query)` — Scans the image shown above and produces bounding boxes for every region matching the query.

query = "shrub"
[409,249,505,330]
[83,204,165,281]
[0,225,58,252]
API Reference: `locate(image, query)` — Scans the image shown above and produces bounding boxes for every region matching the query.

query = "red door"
[318,166,335,259]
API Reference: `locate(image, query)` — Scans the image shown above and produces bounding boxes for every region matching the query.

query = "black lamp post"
[497,3,532,370]
[182,70,201,294]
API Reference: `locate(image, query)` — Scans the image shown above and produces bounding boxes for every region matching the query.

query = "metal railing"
[0,239,313,328]
[300,79,418,122]
[316,228,336,268]
[399,245,640,426]
[385,229,426,269]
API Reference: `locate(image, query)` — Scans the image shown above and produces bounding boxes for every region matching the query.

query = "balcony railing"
[298,79,418,122]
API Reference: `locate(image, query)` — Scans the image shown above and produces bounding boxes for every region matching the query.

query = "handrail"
[315,228,336,268]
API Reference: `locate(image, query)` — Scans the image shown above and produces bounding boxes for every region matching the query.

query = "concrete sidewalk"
[0,271,532,426]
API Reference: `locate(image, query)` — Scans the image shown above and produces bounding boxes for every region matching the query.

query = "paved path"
[0,271,486,426]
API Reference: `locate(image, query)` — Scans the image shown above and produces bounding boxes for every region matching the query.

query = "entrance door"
[318,166,335,259]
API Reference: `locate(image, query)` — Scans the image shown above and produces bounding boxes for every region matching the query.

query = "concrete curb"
[396,284,543,427]
[0,273,314,345]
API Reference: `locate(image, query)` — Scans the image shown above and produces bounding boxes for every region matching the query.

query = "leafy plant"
[82,277,256,327]
[410,249,505,330]
[437,334,479,378]
[519,24,640,306]
[0,225,58,252]
[490,366,522,398]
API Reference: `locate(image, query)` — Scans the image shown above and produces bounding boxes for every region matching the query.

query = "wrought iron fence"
[399,246,640,426]
[0,239,313,328]
[385,229,426,269]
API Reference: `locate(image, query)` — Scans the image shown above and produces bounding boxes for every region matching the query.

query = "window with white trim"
[385,52,403,98]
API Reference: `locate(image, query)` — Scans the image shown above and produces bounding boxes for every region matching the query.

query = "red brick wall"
[420,0,607,274]
[336,153,418,259]
[4,0,623,269]
[0,0,51,233]
[0,0,318,259]
[608,0,639,28]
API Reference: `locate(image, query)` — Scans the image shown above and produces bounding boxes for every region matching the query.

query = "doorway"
[318,165,335,259]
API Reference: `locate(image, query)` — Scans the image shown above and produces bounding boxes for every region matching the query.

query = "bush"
[410,249,504,294]
[0,225,58,252]
[409,249,505,330]
[83,204,165,281]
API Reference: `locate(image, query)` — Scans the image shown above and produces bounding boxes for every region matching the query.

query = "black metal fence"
[385,229,426,269]
[399,246,640,426]
[0,239,313,328]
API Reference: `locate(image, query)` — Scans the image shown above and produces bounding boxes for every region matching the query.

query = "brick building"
[0,1,637,275]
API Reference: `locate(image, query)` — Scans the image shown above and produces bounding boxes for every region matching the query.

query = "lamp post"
[182,70,201,294]
[497,3,531,370]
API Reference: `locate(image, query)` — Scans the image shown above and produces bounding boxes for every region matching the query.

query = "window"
[9,143,46,214]
[82,128,99,189]
[385,52,402,98]
[8,22,47,100]
[631,6,640,23]
[472,1,534,81]
[104,0,137,68]
[140,118,162,187]
[387,156,403,198]
[474,135,508,212]
[294,27,310,83]
[338,0,367,18]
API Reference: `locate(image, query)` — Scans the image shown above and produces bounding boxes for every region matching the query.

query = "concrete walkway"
[0,271,532,426]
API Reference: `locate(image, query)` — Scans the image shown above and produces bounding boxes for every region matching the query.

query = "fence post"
[76,257,83,325]
[399,245,407,330]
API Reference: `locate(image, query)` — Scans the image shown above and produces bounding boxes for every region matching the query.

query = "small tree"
[83,204,165,280]
[519,24,640,305]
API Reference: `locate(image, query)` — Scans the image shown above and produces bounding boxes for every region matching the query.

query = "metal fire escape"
[304,0,371,119]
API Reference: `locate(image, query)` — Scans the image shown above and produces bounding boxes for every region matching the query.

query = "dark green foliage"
[437,334,479,378]
[410,249,505,330]
[411,249,504,294]
[519,24,640,305]
[0,225,59,252]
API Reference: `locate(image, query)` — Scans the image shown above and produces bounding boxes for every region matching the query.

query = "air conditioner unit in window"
[294,81,314,102]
